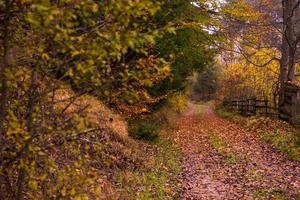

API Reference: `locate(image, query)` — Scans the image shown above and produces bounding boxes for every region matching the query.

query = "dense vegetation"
[0,0,215,199]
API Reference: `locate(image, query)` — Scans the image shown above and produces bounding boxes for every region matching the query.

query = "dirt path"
[177,103,300,200]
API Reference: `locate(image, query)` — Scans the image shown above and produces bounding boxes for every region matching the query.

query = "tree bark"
[279,0,290,108]
[279,0,299,120]
[286,0,297,81]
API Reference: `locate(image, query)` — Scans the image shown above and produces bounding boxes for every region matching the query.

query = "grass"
[223,153,240,164]
[194,101,214,115]
[260,130,300,161]
[129,120,161,142]
[247,168,264,182]
[209,134,226,149]
[196,104,207,115]
[113,133,181,200]
[253,188,286,200]
[215,107,237,120]
[114,98,184,199]
[209,133,240,164]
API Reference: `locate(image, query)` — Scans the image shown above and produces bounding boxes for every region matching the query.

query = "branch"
[238,46,280,69]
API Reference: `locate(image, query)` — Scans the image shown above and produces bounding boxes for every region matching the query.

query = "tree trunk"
[279,0,289,108]
[279,0,298,120]
[287,0,297,81]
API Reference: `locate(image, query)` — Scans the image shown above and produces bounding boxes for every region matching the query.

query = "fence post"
[246,99,249,115]
[264,98,268,116]
[253,97,257,115]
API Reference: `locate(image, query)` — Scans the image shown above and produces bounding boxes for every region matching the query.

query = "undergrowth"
[215,107,240,121]
[116,93,185,199]
[114,135,181,199]
[129,120,161,142]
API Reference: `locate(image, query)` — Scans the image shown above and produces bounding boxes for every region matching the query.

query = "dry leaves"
[177,103,300,200]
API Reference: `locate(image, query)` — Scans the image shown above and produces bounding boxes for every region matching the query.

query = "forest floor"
[177,102,300,200]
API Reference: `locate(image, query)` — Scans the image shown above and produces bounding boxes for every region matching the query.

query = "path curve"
[178,103,300,200]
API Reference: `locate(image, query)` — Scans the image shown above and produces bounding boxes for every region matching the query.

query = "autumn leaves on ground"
[178,103,300,200]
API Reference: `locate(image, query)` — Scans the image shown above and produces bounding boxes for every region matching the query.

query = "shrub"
[167,93,188,113]
[130,120,161,142]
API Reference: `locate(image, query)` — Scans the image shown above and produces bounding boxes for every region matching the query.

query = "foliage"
[167,93,188,113]
[151,28,215,95]
[129,120,161,142]
[149,0,217,96]
[0,0,177,198]
[217,48,280,104]
[3,0,290,198]
[215,0,284,107]
[26,0,171,102]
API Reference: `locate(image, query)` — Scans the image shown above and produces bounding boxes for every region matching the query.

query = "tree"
[279,0,300,114]
[214,0,300,113]
[0,0,227,198]
[217,49,279,105]
[149,0,217,96]
[0,0,173,198]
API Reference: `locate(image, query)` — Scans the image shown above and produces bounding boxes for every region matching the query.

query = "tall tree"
[215,0,300,113]
[0,0,173,198]
[150,0,217,96]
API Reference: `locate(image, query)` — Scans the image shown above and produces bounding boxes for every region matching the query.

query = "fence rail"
[223,98,279,118]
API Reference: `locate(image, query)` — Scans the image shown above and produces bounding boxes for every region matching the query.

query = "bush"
[130,120,161,142]
[129,93,188,141]
[167,93,188,113]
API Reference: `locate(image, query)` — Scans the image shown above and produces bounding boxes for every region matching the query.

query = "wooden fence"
[223,98,279,118]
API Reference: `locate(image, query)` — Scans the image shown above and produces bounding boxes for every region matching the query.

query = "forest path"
[177,102,300,200]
